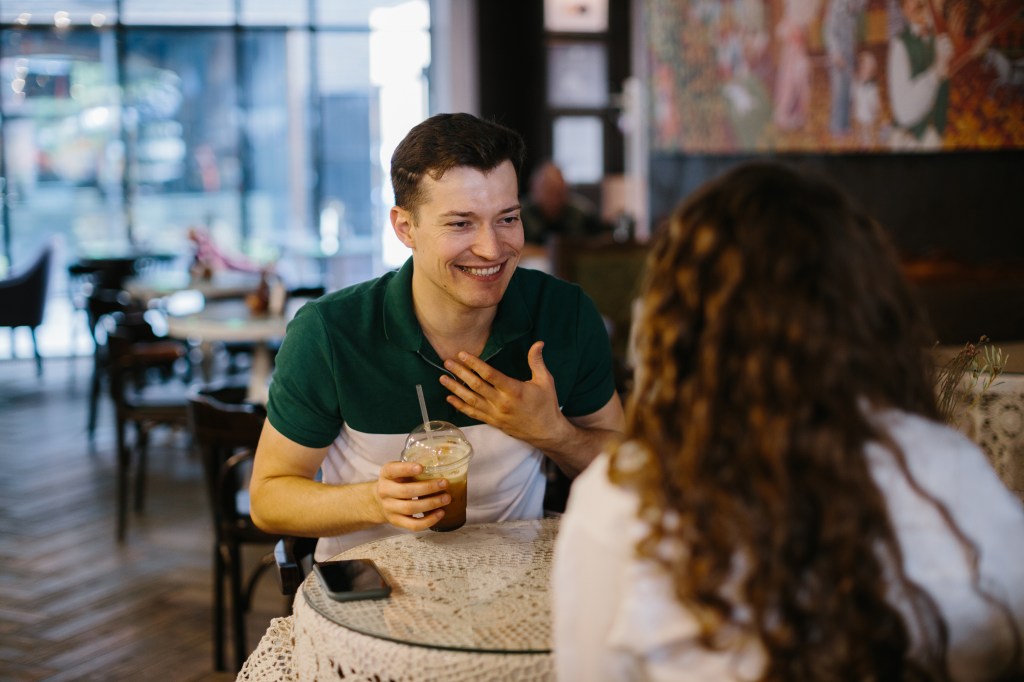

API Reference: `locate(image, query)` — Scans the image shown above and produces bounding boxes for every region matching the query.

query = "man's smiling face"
[394,159,523,316]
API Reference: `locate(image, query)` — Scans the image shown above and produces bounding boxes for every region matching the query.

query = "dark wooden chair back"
[273,536,317,597]
[187,385,266,529]
[187,383,287,672]
[85,291,153,442]
[104,318,189,542]
[0,241,53,374]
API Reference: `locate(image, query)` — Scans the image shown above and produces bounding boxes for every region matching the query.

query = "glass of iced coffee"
[401,420,473,532]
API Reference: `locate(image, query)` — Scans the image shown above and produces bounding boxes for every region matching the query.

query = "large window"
[0,1,430,289]
[123,29,241,252]
[241,29,312,259]
[1,27,123,265]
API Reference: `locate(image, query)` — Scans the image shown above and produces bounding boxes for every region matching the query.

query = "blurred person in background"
[520,160,604,249]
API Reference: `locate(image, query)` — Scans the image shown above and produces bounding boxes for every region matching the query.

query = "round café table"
[166,299,300,404]
[238,518,559,681]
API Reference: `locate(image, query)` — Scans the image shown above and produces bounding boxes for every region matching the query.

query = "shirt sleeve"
[552,453,642,682]
[266,301,345,448]
[561,288,617,418]
[554,453,768,682]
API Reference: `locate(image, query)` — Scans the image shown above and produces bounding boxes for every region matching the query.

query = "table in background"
[238,519,558,681]
[125,270,262,305]
[166,298,302,404]
[69,249,178,290]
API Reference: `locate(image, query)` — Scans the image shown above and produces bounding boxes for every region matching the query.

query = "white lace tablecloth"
[238,519,558,681]
[963,373,1024,502]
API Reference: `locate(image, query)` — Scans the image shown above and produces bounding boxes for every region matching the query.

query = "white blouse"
[553,411,1024,681]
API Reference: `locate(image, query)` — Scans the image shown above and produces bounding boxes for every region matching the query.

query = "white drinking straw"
[415,384,431,431]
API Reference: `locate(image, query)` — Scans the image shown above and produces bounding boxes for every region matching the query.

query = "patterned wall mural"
[648,0,1024,153]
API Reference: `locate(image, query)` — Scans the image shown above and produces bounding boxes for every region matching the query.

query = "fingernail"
[437,479,448,489]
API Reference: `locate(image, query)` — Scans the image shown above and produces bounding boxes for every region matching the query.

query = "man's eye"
[499,215,521,226]
[449,221,471,228]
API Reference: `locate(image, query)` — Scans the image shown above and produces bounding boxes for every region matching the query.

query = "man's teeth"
[460,265,501,276]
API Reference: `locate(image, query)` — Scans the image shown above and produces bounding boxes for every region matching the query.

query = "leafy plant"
[935,336,1008,425]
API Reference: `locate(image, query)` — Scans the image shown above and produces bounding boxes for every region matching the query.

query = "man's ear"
[391,206,416,249]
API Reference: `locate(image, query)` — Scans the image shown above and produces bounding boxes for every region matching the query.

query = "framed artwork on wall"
[647,0,1024,153]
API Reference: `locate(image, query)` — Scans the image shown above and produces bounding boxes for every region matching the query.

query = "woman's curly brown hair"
[610,162,989,680]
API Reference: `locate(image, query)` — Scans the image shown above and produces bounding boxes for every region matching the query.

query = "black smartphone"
[313,559,392,602]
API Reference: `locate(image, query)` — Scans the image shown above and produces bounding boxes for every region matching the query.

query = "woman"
[772,0,818,131]
[552,163,1024,681]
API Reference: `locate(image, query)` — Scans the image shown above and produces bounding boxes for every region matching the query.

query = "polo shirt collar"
[382,257,533,355]
[483,268,533,358]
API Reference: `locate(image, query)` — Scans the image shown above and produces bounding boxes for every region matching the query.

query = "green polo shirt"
[268,257,616,446]
[267,258,616,559]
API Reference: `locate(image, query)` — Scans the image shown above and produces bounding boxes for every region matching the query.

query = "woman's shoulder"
[871,410,1024,678]
[568,450,639,510]
[870,409,992,472]
[562,449,645,546]
[868,408,1024,563]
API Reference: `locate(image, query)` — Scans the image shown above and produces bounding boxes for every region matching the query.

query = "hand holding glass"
[401,421,473,532]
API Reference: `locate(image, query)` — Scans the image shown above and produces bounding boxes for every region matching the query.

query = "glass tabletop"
[302,518,558,653]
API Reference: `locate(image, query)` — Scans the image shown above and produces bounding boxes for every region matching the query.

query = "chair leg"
[229,542,248,670]
[30,327,42,376]
[88,356,103,442]
[213,541,227,672]
[134,425,149,513]
[116,419,130,542]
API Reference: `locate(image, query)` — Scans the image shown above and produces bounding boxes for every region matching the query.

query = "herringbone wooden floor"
[0,356,289,681]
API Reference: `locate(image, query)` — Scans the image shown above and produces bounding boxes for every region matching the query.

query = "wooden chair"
[187,384,288,671]
[273,535,317,596]
[105,314,190,541]
[86,288,136,442]
[0,241,52,375]
[550,236,648,363]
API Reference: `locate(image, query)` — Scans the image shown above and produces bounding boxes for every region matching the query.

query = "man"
[823,0,867,136]
[887,0,953,149]
[250,113,624,561]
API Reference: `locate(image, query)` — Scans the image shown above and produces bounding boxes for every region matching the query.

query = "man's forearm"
[537,421,619,478]
[250,476,384,537]
[536,391,626,477]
